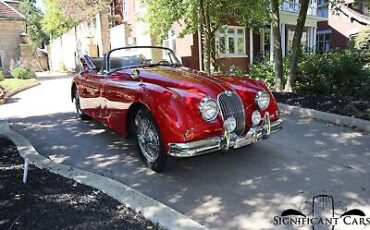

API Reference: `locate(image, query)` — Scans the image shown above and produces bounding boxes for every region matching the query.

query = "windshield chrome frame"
[106,46,182,73]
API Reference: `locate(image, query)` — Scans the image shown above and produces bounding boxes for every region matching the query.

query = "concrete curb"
[278,103,370,133]
[0,121,209,230]
[4,81,40,103]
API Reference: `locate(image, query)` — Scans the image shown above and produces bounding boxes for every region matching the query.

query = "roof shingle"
[0,0,24,20]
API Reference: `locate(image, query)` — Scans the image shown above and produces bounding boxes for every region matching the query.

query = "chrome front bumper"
[168,118,284,158]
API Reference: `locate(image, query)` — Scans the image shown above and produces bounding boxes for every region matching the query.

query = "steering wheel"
[157,60,171,66]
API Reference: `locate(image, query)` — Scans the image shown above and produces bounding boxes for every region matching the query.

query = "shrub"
[249,58,289,89]
[296,49,370,98]
[355,26,370,50]
[10,59,35,80]
[0,71,4,81]
[11,67,33,79]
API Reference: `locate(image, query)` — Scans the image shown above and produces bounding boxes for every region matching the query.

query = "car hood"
[132,67,264,99]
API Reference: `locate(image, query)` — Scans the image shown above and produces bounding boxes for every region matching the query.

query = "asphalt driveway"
[1,74,370,230]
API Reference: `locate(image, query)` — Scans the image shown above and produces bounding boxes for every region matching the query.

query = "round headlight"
[255,91,270,110]
[199,97,219,121]
[251,110,261,126]
[224,117,237,133]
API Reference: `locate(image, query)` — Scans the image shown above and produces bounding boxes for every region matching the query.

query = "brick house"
[317,0,369,51]
[108,0,327,71]
[0,0,25,75]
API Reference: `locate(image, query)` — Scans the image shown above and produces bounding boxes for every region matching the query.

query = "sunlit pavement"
[1,75,370,230]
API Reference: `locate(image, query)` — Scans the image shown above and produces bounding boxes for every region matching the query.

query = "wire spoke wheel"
[134,108,167,172]
[136,114,160,163]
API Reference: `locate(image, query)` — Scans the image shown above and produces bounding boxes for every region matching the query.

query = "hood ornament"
[225,91,233,96]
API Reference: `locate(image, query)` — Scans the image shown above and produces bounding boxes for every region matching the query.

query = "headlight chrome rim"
[255,91,270,110]
[199,97,219,121]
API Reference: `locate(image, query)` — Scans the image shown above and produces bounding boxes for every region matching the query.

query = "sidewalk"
[36,72,75,81]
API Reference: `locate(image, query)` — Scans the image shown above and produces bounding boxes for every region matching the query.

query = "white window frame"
[216,25,247,58]
[316,30,331,52]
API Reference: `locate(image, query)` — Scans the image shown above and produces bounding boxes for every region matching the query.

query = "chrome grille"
[217,91,245,135]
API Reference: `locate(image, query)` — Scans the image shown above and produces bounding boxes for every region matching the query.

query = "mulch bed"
[0,137,159,230]
[274,92,370,121]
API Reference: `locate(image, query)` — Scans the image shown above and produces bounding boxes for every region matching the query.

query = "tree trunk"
[199,0,211,74]
[285,0,309,92]
[198,0,204,71]
[209,30,219,72]
[204,2,212,74]
[270,0,283,92]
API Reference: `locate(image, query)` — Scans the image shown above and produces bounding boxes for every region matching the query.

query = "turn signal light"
[184,130,195,141]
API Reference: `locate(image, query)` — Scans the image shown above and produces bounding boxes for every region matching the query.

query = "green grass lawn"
[0,78,38,93]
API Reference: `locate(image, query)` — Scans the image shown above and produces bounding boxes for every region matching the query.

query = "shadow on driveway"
[7,112,370,230]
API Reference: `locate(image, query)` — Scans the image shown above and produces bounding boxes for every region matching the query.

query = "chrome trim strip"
[168,118,283,158]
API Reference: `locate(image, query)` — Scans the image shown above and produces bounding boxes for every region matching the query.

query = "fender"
[139,83,224,152]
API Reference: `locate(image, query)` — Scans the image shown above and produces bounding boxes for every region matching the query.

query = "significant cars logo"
[273,194,370,229]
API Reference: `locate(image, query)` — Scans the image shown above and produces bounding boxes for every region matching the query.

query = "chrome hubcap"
[136,114,160,162]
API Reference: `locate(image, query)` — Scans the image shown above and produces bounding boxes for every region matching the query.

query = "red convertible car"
[72,46,283,172]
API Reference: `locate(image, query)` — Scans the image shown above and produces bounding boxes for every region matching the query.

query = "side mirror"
[130,69,140,79]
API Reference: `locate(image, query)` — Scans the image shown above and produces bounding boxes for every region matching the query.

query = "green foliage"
[249,58,289,89]
[355,26,370,50]
[57,0,111,23]
[10,59,36,80]
[42,0,76,37]
[296,49,370,98]
[19,1,49,47]
[0,71,4,81]
[11,67,36,80]
[249,62,275,88]
[144,0,269,43]
[143,0,269,73]
[248,49,370,98]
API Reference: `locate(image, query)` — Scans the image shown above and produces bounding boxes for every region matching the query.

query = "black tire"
[74,90,90,120]
[133,108,167,172]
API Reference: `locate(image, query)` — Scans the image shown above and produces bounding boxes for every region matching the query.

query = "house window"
[317,0,329,17]
[317,31,331,52]
[217,26,246,57]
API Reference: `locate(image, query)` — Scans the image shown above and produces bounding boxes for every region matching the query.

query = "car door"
[77,57,105,120]
[100,70,141,136]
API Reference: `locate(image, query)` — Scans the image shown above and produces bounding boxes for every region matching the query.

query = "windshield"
[108,46,182,71]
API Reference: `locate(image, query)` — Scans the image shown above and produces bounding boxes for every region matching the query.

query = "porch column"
[313,27,317,54]
[270,25,274,61]
[260,29,265,57]
[281,23,286,57]
[249,29,254,65]
[310,27,314,52]
[307,27,311,52]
